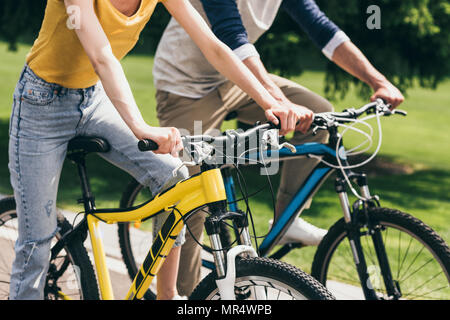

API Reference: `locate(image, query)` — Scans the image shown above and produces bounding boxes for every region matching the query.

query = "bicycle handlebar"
[312,99,406,129]
[137,122,276,152]
[138,99,406,153]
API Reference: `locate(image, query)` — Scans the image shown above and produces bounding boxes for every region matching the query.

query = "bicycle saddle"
[67,136,110,154]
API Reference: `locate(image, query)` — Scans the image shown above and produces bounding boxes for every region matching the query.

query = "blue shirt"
[200,0,348,59]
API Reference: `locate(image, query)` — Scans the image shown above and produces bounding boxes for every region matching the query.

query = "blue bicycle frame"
[208,141,344,260]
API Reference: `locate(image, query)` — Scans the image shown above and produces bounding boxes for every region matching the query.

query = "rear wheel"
[0,196,99,300]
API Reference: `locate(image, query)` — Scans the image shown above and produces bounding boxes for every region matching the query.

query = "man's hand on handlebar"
[292,104,314,134]
[264,103,314,135]
[370,79,404,109]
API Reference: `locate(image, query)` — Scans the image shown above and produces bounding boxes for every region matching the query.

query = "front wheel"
[190,257,335,300]
[311,207,450,300]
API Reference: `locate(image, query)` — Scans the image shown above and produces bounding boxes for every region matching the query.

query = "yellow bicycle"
[0,125,334,300]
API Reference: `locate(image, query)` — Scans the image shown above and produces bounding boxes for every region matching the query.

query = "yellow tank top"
[26,0,161,89]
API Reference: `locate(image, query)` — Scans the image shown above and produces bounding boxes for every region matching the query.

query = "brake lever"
[311,113,335,136]
[380,108,408,117]
[172,161,197,177]
[312,125,328,136]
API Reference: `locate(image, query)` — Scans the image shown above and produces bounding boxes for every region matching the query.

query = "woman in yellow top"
[9,0,312,300]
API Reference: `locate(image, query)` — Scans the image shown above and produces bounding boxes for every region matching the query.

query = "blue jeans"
[8,65,187,299]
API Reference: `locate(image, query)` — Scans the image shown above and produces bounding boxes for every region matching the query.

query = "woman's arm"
[163,0,308,135]
[63,0,182,155]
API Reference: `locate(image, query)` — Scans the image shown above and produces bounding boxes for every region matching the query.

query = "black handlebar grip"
[138,139,159,151]
[268,117,300,131]
[269,117,281,130]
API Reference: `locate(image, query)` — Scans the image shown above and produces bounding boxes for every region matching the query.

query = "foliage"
[256,0,450,100]
[0,0,448,100]
[0,0,46,51]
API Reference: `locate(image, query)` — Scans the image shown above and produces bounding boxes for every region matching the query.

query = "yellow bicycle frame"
[85,168,226,300]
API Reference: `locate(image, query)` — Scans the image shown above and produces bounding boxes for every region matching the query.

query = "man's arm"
[281,0,404,107]
[330,41,404,107]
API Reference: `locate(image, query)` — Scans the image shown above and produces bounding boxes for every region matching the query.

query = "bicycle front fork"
[204,202,253,279]
[204,201,258,299]
[336,173,401,300]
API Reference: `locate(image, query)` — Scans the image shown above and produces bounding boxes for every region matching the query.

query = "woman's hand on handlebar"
[133,123,183,157]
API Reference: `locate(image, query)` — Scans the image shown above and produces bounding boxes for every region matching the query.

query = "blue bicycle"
[118,100,450,300]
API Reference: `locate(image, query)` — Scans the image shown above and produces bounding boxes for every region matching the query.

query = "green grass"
[1,42,449,297]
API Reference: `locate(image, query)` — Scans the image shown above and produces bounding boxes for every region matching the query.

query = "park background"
[0,0,449,276]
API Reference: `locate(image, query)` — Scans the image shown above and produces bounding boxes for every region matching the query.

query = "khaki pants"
[156,74,333,296]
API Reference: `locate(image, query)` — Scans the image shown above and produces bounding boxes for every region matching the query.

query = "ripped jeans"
[8,65,187,299]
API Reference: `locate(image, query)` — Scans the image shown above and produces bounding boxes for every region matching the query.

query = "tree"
[1,0,448,100]
[256,0,450,100]
[0,0,46,51]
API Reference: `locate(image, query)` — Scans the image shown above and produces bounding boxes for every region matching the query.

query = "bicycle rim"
[203,275,308,300]
[191,257,334,300]
[317,212,450,300]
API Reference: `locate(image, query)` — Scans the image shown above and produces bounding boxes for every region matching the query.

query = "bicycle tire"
[311,207,450,300]
[0,196,99,300]
[190,256,335,300]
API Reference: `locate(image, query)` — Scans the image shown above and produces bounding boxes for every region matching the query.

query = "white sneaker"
[172,294,187,300]
[269,217,327,246]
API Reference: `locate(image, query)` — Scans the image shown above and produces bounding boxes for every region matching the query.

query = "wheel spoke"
[399,256,433,283]
[397,235,414,279]
[363,233,378,267]
[328,273,362,286]
[341,246,358,269]
[330,256,358,280]
[402,270,444,295]
[403,284,449,300]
